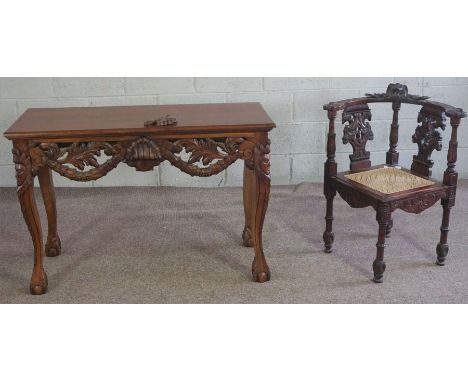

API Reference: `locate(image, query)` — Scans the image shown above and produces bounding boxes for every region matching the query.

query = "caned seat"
[344,166,434,195]
[322,83,466,283]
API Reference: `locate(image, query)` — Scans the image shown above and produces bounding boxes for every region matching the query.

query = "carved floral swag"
[13,137,270,188]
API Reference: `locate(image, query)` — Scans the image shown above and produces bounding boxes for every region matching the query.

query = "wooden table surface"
[4,102,275,139]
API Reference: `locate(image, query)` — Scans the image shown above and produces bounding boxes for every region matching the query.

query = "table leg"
[13,140,48,295]
[38,166,61,257]
[242,161,254,247]
[251,139,271,283]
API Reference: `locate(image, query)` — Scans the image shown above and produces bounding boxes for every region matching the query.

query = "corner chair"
[322,83,466,283]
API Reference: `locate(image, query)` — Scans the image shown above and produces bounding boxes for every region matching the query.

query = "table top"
[4,102,275,140]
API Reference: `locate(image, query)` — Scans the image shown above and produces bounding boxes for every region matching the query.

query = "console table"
[3,103,275,295]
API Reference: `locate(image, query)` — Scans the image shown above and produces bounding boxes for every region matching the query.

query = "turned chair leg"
[385,218,393,238]
[373,205,391,283]
[38,167,61,257]
[242,161,254,247]
[251,142,271,283]
[13,141,48,295]
[436,199,451,266]
[323,189,336,253]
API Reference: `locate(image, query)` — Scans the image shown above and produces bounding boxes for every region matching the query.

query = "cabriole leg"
[38,166,61,257]
[13,141,48,295]
[242,161,254,247]
[251,139,271,283]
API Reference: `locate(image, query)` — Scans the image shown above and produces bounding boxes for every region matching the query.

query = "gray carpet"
[1,182,468,303]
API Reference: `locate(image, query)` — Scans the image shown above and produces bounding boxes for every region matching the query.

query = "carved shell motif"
[125,137,175,171]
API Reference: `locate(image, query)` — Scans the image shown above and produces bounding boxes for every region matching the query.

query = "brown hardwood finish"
[251,135,271,282]
[242,161,255,248]
[323,83,466,283]
[38,167,61,258]
[4,103,276,295]
[13,140,48,294]
[4,103,275,140]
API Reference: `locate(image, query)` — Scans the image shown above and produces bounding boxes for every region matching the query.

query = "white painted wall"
[1,77,467,187]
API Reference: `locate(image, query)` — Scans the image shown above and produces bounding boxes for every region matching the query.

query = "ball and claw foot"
[252,260,271,283]
[45,236,61,257]
[242,227,254,247]
[372,260,386,283]
[436,243,448,266]
[30,269,48,295]
[323,231,334,253]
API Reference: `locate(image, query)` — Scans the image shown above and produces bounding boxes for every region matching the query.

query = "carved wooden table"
[3,103,275,295]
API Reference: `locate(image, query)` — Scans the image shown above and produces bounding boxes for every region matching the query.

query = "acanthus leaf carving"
[62,142,105,170]
[12,141,33,197]
[29,137,258,181]
[253,140,271,182]
[165,138,256,177]
[176,138,234,165]
[35,141,127,181]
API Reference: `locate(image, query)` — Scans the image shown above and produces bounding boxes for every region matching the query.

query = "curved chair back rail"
[323,83,466,119]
